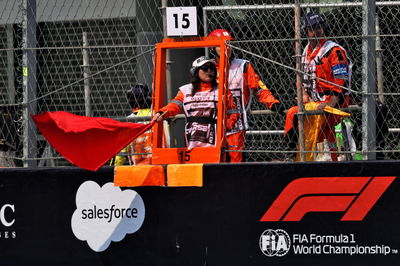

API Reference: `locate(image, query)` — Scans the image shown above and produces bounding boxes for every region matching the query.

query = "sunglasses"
[199,64,215,72]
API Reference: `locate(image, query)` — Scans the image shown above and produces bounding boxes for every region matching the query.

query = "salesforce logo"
[259,229,291,257]
[81,204,139,223]
[71,181,145,252]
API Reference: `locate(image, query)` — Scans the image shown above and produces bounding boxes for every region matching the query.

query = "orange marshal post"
[152,36,230,164]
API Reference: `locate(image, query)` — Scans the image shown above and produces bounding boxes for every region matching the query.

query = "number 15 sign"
[166,7,197,36]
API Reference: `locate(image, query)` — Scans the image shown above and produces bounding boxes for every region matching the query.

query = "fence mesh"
[0,0,399,167]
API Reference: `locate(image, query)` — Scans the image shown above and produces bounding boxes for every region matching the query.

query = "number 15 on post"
[166,7,197,36]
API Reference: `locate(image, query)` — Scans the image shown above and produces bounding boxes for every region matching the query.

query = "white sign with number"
[166,7,197,36]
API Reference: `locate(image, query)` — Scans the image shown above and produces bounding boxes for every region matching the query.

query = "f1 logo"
[260,176,396,221]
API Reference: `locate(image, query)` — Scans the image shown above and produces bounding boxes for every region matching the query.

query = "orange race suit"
[217,58,280,162]
[158,82,239,150]
[112,108,170,165]
[112,108,153,165]
[284,38,352,160]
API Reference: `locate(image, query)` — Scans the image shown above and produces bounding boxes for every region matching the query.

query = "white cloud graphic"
[71,181,145,252]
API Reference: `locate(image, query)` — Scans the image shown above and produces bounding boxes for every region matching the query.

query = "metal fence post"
[6,25,15,104]
[82,32,91,117]
[375,15,384,104]
[161,0,172,102]
[161,0,175,147]
[136,1,162,90]
[362,0,377,160]
[295,1,305,161]
[22,0,37,167]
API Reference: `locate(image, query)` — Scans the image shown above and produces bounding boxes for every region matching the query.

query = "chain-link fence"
[0,0,163,167]
[0,0,399,167]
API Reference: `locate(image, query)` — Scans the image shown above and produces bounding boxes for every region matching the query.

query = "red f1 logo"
[260,176,396,222]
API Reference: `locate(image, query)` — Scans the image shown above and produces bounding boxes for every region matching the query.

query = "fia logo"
[259,229,290,257]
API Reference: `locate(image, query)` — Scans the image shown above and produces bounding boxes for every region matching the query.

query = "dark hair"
[190,66,218,95]
[126,83,152,109]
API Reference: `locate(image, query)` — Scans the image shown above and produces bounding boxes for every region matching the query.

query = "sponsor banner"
[71,181,145,252]
[203,162,399,265]
[0,161,399,265]
[0,203,16,240]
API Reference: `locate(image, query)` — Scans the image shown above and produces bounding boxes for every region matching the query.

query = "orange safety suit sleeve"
[158,91,184,118]
[243,63,260,89]
[244,63,280,109]
[226,89,240,130]
[325,46,349,94]
[257,80,281,109]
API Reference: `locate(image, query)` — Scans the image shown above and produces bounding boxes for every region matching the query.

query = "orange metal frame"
[152,36,230,164]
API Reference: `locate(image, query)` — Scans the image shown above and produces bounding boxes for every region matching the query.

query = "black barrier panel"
[0,167,115,265]
[200,161,400,265]
[0,162,399,265]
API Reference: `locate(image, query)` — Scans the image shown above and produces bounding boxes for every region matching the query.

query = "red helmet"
[208,29,233,40]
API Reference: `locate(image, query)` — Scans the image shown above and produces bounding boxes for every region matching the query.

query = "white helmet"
[190,56,215,76]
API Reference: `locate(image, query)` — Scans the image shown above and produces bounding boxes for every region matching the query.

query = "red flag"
[32,111,155,171]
